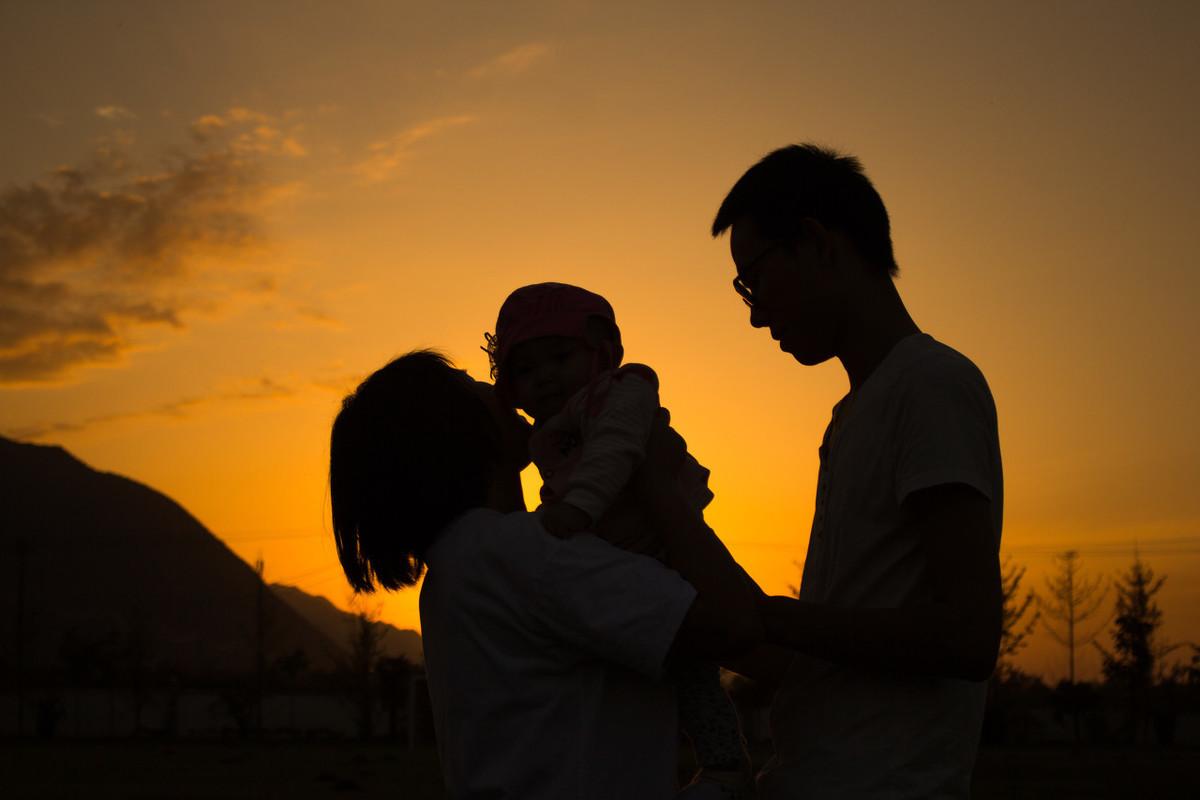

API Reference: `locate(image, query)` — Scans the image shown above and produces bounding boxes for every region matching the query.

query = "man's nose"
[749,304,770,329]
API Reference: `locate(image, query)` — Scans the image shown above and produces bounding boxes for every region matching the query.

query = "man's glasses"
[732,275,755,308]
[732,241,787,308]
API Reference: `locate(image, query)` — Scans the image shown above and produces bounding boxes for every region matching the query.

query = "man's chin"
[781,341,833,367]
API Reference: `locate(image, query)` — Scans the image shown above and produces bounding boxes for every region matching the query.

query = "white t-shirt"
[419,507,698,800]
[761,333,1003,800]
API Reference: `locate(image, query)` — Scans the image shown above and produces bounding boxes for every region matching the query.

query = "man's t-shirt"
[761,333,1003,800]
[419,507,697,800]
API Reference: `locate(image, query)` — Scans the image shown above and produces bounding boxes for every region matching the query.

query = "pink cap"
[484,282,623,398]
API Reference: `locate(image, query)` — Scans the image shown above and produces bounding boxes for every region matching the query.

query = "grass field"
[3,741,1197,798]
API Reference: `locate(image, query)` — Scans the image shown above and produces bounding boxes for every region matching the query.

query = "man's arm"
[632,412,765,663]
[760,483,1002,681]
[721,644,795,689]
[717,564,796,688]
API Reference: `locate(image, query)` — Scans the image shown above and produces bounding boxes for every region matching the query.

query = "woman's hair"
[329,350,499,592]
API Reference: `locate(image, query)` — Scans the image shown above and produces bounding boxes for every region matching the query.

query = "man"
[712,145,1003,798]
[328,351,762,799]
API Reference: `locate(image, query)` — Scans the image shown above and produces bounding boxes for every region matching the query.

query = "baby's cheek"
[511,378,535,407]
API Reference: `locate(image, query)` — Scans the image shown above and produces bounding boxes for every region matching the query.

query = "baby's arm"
[556,367,660,529]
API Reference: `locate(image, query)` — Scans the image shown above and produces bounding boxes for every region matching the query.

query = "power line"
[722,537,1200,557]
[221,532,327,544]
[273,563,341,584]
[1003,539,1200,556]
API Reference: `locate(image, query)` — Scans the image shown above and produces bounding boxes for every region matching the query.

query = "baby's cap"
[485,282,623,382]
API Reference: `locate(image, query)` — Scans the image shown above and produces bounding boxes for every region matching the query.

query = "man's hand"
[539,502,592,538]
[757,483,1001,681]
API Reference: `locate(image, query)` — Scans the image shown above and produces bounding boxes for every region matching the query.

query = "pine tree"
[985,558,1040,745]
[1096,555,1175,742]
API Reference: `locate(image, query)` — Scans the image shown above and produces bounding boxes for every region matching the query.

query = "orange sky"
[2,1,1198,680]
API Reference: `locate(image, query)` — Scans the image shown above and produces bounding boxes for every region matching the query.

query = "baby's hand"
[539,502,592,538]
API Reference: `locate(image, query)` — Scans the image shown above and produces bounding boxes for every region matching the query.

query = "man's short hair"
[329,350,499,592]
[712,143,899,278]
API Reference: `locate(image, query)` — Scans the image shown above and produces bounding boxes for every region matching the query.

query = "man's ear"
[794,217,846,279]
[797,217,834,257]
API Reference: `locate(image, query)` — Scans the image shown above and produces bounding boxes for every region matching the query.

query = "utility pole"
[254,555,265,738]
[15,538,28,737]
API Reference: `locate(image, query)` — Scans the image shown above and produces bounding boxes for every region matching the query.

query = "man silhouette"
[712,144,1004,799]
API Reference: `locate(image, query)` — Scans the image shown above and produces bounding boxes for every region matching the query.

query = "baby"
[486,282,753,799]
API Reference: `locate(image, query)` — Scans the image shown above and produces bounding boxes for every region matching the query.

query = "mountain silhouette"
[271,582,423,663]
[0,435,419,678]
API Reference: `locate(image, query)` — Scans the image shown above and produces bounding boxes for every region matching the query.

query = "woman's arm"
[632,411,764,661]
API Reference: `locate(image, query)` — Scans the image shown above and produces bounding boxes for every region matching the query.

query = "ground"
[2,741,1197,798]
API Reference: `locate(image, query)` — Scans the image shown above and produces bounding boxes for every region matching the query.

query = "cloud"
[5,376,297,440]
[0,110,303,384]
[311,371,366,395]
[354,114,476,184]
[190,107,308,158]
[289,305,341,329]
[96,105,136,121]
[467,43,551,79]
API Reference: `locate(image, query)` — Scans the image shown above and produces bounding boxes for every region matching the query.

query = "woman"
[328,350,761,799]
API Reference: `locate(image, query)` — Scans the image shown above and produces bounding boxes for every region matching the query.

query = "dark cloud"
[0,115,290,384]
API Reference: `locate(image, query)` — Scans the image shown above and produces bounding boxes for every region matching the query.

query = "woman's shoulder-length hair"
[329,350,499,592]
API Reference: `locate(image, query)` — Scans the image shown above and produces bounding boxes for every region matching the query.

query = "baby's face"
[506,335,594,422]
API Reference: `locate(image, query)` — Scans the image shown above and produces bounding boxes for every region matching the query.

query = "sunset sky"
[3,1,1197,680]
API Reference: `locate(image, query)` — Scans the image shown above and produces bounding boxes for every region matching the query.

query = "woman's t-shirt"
[420,507,697,800]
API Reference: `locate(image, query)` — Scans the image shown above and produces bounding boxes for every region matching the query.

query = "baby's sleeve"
[560,368,660,524]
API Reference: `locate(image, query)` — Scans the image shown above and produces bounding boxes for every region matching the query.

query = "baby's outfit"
[529,364,752,797]
[531,363,711,551]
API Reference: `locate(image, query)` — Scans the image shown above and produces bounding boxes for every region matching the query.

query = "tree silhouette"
[376,655,416,741]
[59,625,120,734]
[984,558,1040,745]
[118,605,155,736]
[996,557,1039,681]
[273,648,310,732]
[787,559,804,598]
[1096,555,1177,742]
[274,647,310,688]
[1186,645,1200,686]
[1038,550,1108,684]
[342,596,386,741]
